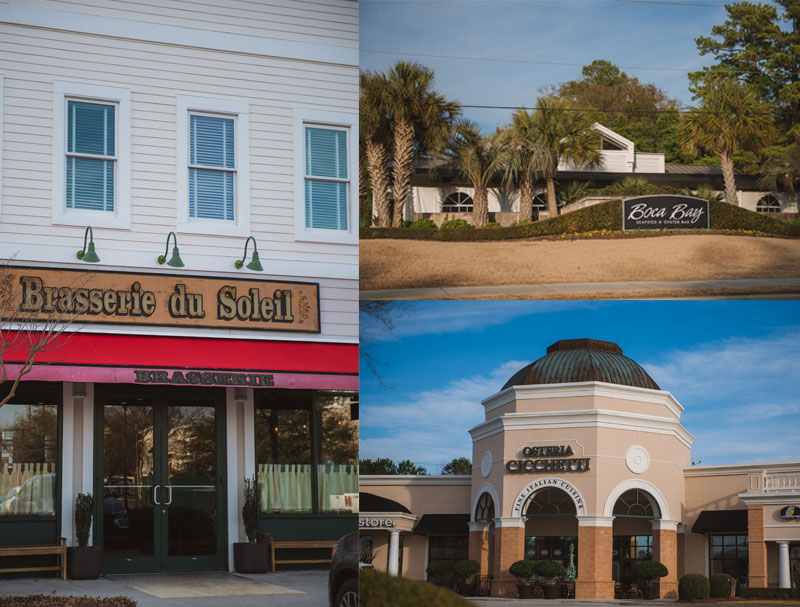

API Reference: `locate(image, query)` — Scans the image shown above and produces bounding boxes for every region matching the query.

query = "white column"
[777,540,791,589]
[387,530,400,576]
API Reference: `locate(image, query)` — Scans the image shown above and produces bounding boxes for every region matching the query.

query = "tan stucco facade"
[360,380,800,597]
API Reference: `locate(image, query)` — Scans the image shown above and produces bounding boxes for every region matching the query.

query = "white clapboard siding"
[10,0,358,48]
[0,10,358,343]
[634,153,666,174]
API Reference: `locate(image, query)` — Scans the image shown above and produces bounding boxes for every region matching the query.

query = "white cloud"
[360,360,527,471]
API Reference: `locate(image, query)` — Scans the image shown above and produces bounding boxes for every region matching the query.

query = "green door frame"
[93,384,227,573]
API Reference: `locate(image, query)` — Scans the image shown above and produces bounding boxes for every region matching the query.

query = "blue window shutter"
[304,127,348,230]
[189,114,235,220]
[66,101,115,211]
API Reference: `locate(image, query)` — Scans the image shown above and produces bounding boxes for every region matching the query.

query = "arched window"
[526,487,577,517]
[475,492,495,521]
[612,488,660,519]
[756,195,781,213]
[442,192,473,212]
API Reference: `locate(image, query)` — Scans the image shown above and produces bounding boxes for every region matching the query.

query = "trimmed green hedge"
[709,573,734,598]
[738,587,800,599]
[361,568,476,607]
[361,199,800,240]
[679,573,710,600]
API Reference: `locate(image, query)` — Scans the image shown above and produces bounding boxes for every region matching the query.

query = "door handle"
[153,485,161,505]
[165,485,173,506]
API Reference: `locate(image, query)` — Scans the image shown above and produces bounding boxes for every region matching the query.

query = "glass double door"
[95,386,226,573]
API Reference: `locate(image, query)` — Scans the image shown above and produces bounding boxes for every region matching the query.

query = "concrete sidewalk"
[360,278,800,300]
[0,570,328,606]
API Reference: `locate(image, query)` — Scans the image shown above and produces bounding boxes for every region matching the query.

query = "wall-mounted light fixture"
[157,232,184,268]
[76,226,100,263]
[234,236,263,272]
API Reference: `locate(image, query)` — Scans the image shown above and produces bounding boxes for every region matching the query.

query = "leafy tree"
[446,121,508,226]
[397,459,427,475]
[690,1,799,128]
[385,61,460,227]
[524,98,601,217]
[760,127,800,199]
[441,457,472,475]
[680,78,774,205]
[360,70,392,227]
[359,458,398,474]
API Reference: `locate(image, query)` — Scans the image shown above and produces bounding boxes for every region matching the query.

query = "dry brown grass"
[450,286,800,300]
[360,235,800,291]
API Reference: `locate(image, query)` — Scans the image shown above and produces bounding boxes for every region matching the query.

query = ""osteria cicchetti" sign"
[8,267,319,332]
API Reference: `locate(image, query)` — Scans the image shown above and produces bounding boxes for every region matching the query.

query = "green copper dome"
[502,338,660,391]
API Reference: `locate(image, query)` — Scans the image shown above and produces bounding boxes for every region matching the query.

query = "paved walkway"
[0,570,327,606]
[360,278,800,300]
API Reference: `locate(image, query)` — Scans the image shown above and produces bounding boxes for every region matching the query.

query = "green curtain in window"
[318,464,358,511]
[0,462,57,516]
[257,464,313,513]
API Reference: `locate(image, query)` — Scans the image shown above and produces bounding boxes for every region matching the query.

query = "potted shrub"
[233,475,269,573]
[67,492,101,579]
[535,560,566,599]
[426,560,456,589]
[710,573,735,598]
[454,559,480,596]
[636,560,668,600]
[509,559,537,599]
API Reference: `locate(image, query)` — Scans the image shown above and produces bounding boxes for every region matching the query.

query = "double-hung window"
[177,96,249,236]
[294,108,357,244]
[53,82,131,228]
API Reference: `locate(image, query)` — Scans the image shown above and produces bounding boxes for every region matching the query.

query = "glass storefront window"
[428,535,469,587]
[317,393,358,512]
[612,535,652,582]
[255,393,313,513]
[0,399,58,517]
[525,536,578,569]
[709,534,748,586]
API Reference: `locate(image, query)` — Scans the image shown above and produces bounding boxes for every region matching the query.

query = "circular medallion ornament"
[626,446,650,474]
[481,451,493,478]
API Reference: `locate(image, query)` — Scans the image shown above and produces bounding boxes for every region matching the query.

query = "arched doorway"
[611,489,661,589]
[524,487,579,574]
[474,491,496,585]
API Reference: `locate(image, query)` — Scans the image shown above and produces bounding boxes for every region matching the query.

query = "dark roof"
[359,492,411,514]
[691,510,748,534]
[413,514,470,535]
[503,338,660,391]
[665,164,728,176]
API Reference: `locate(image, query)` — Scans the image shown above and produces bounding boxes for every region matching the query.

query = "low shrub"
[439,219,473,230]
[360,198,800,240]
[709,573,733,598]
[738,587,800,599]
[509,559,537,582]
[511,219,532,226]
[453,559,480,579]
[426,560,454,576]
[360,568,476,607]
[0,598,136,607]
[402,220,413,228]
[409,218,437,229]
[635,560,668,582]
[679,573,710,600]
[478,222,502,229]
[534,559,566,583]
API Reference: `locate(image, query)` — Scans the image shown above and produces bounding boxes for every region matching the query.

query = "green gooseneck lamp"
[235,236,263,272]
[158,232,184,268]
[76,226,100,263]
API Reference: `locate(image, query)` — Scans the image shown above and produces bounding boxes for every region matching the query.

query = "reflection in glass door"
[97,388,226,573]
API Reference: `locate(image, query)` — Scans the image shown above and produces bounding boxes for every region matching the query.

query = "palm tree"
[385,61,460,227]
[524,98,601,218]
[680,78,775,205]
[505,109,548,221]
[360,70,392,227]
[447,121,508,226]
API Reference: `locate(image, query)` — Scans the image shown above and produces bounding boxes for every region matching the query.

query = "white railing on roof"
[764,472,800,492]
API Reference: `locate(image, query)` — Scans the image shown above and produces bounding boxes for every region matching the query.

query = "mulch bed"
[0,597,136,607]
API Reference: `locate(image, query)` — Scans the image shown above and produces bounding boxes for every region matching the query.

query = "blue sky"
[359,301,800,473]
[360,0,775,131]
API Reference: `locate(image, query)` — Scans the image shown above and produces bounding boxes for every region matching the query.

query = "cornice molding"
[359,475,472,486]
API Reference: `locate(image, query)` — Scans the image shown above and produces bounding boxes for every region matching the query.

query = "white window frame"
[0,76,4,217]
[293,107,358,245]
[52,81,131,229]
[177,95,250,237]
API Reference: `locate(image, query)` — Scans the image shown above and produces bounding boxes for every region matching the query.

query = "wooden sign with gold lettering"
[7,267,320,333]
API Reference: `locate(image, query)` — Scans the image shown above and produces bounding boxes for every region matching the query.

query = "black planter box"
[233,542,270,574]
[517,583,533,599]
[67,546,101,580]
[543,584,559,599]
[643,584,659,600]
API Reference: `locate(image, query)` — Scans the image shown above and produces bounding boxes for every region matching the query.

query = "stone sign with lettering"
[623,195,710,230]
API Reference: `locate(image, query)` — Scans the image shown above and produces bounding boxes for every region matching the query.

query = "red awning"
[2,331,358,390]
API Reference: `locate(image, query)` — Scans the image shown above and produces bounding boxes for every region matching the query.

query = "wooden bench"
[261,533,337,573]
[0,537,67,580]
